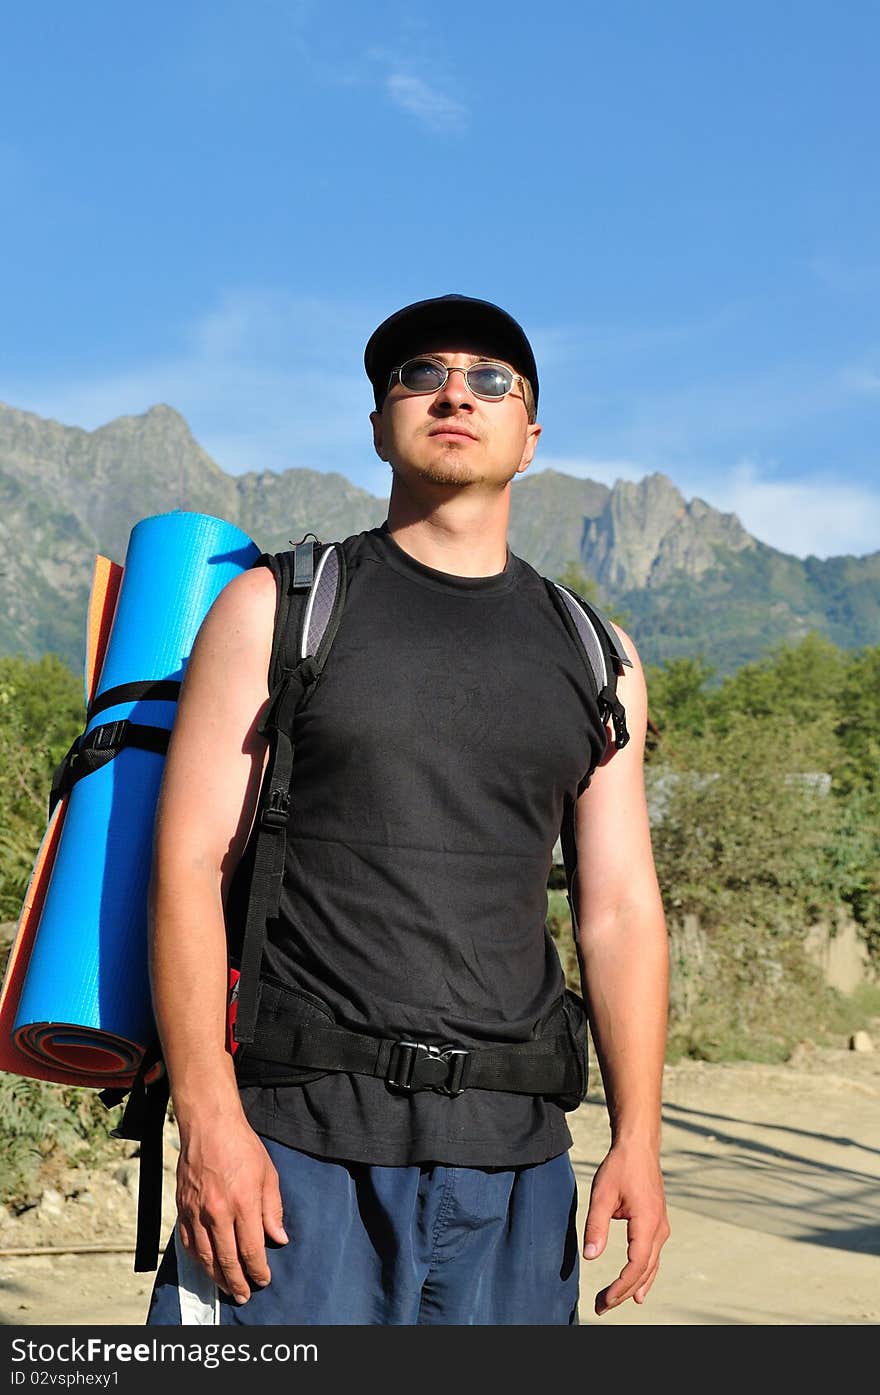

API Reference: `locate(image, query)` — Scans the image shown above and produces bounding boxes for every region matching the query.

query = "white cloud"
[696,461,880,560]
[385,73,467,132]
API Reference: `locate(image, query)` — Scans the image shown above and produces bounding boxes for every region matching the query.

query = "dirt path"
[2,1042,878,1327]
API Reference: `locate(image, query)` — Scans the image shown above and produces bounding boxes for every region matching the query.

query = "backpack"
[109,532,632,1270]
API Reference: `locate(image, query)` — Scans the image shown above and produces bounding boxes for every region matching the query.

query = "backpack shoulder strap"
[233,537,347,1046]
[256,534,348,688]
[545,579,632,751]
[544,578,633,939]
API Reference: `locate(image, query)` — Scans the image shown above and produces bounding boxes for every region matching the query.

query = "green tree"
[835,645,880,797]
[644,656,715,747]
[0,655,84,923]
[650,711,852,1059]
[712,632,848,747]
[0,656,125,1210]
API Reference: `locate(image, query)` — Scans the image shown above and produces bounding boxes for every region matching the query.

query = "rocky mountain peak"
[579,471,754,591]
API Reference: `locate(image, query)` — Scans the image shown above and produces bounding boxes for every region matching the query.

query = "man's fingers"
[594,1261,646,1315]
[182,1215,233,1297]
[261,1164,289,1247]
[596,1255,659,1314]
[593,1219,662,1315]
[582,1229,607,1260]
[234,1214,273,1291]
[209,1220,254,1305]
[634,1262,660,1304]
[182,1210,253,1305]
[582,1173,616,1259]
[237,1158,290,1289]
[582,1177,612,1256]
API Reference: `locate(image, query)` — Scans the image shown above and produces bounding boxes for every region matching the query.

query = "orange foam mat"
[0,553,137,1087]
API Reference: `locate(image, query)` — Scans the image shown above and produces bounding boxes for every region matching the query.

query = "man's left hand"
[582,1141,670,1316]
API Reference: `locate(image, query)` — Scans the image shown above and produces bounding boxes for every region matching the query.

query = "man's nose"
[434,365,475,409]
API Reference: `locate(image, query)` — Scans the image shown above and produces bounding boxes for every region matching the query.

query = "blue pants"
[146,1137,579,1325]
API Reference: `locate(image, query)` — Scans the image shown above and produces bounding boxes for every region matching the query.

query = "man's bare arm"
[572,627,670,1315]
[148,564,288,1305]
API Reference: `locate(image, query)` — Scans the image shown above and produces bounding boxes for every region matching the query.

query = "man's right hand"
[174,1112,289,1305]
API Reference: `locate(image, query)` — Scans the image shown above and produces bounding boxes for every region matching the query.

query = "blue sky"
[1,1,878,558]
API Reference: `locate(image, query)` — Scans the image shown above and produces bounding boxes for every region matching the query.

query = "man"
[146,293,670,1325]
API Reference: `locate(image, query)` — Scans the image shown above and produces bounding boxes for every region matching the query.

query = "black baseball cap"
[364,293,539,412]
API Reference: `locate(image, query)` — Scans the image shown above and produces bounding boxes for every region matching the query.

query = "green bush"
[645,635,880,1057]
[0,1072,122,1209]
[0,656,116,1208]
[547,887,579,992]
[0,654,84,920]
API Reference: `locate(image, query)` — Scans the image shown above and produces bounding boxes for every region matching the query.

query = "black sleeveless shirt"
[237,524,608,1167]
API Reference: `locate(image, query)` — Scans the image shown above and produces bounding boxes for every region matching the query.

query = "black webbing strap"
[234,997,582,1100]
[232,541,347,1045]
[558,792,579,936]
[292,537,317,589]
[49,721,171,817]
[99,1039,170,1272]
[87,680,181,721]
[50,679,182,816]
[232,661,317,1044]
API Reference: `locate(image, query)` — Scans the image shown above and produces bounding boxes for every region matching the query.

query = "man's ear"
[515,421,542,475]
[370,410,386,461]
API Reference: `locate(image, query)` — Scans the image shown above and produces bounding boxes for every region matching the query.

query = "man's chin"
[398,455,485,489]
[422,464,485,488]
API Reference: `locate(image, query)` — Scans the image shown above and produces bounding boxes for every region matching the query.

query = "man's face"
[370,347,541,492]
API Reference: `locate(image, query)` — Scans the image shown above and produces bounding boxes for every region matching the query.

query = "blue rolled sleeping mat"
[4,511,260,1087]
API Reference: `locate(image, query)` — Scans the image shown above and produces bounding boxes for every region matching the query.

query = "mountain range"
[1,400,877,677]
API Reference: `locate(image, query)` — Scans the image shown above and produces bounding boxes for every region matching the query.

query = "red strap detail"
[227,966,241,1056]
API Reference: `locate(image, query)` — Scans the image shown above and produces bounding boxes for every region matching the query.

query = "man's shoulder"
[504,548,556,603]
[339,526,385,564]
[211,561,277,614]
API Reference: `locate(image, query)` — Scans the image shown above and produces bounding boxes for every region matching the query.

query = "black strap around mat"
[49,721,170,816]
[87,680,182,721]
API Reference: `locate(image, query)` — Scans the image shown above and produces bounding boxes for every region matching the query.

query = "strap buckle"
[386,1040,469,1097]
[86,720,126,751]
[260,786,290,829]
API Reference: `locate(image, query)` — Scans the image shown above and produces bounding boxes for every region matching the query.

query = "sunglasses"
[388,356,527,403]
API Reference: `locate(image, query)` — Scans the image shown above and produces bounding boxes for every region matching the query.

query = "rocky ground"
[1,1033,878,1327]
